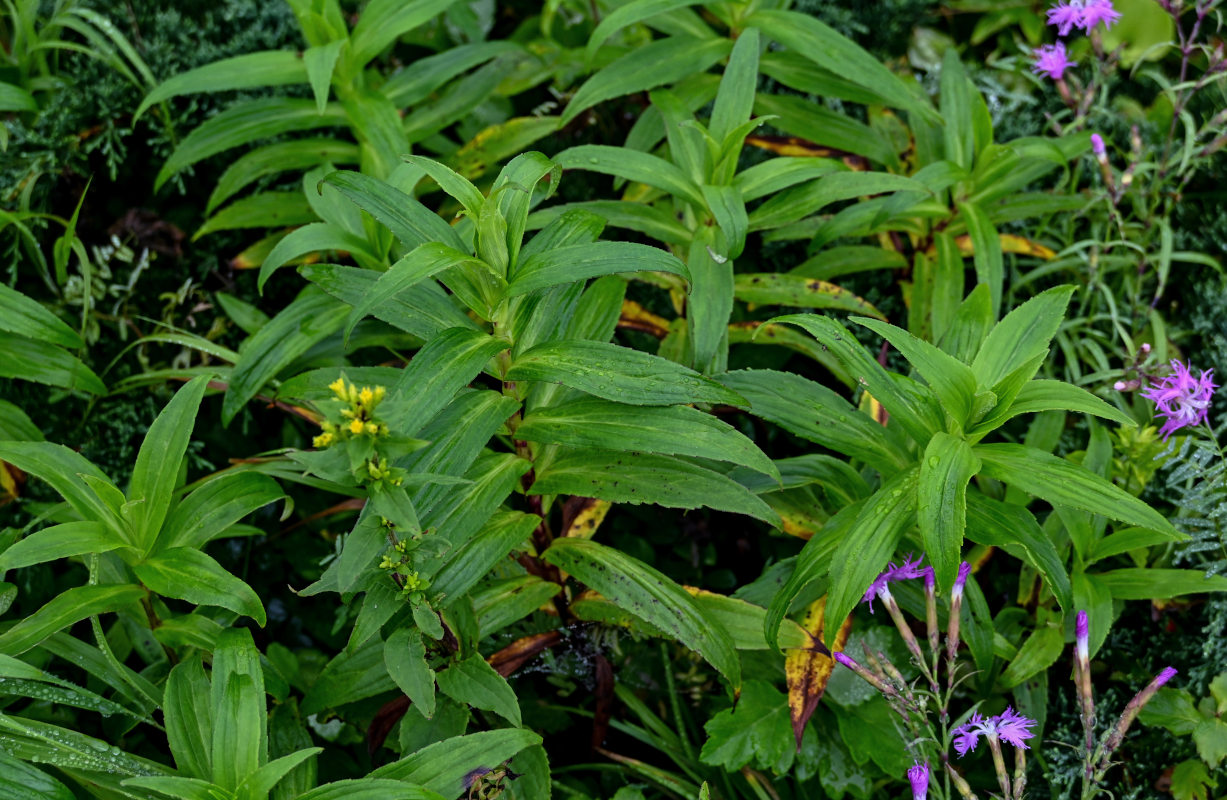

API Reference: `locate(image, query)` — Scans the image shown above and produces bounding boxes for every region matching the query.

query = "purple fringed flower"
[952,561,971,599]
[1046,1,1083,35]
[953,707,1037,757]
[1046,0,1121,35]
[907,761,930,800]
[1140,360,1217,439]
[1080,0,1122,31]
[861,554,927,612]
[1033,42,1076,80]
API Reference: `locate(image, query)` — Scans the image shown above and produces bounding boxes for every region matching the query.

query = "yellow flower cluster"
[311,378,390,448]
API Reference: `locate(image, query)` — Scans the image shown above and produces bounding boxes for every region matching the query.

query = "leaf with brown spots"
[735,274,886,319]
[785,596,851,747]
[561,496,611,539]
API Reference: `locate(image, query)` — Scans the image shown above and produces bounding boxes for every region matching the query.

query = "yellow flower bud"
[359,387,374,405]
[328,377,347,399]
[364,421,380,435]
[349,419,365,435]
[373,386,387,404]
[312,432,334,448]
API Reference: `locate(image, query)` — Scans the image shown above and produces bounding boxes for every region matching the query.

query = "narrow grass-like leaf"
[957,201,1004,319]
[544,538,741,688]
[0,442,121,532]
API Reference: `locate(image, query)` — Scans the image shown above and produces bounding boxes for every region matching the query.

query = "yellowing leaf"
[785,596,852,746]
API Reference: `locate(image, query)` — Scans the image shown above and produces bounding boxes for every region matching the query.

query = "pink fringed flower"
[1047,1,1084,35]
[952,707,1037,756]
[1140,360,1217,439]
[1033,42,1076,80]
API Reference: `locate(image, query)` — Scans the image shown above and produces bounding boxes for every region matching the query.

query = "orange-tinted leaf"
[617,299,671,339]
[745,135,869,171]
[785,596,852,747]
[936,234,1055,261]
[488,630,565,677]
[562,497,612,539]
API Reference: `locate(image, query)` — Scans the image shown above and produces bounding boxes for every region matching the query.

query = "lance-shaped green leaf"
[436,656,521,727]
[530,450,779,525]
[856,317,978,427]
[734,274,884,318]
[347,0,459,67]
[585,0,710,59]
[687,226,733,375]
[0,715,168,778]
[0,83,37,113]
[163,657,213,780]
[562,36,732,126]
[128,375,210,551]
[718,369,910,474]
[971,285,1074,388]
[0,442,122,534]
[0,748,75,800]
[135,548,266,625]
[222,290,349,424]
[0,585,144,656]
[733,157,846,202]
[975,443,1177,535]
[957,201,1004,318]
[0,400,41,442]
[0,521,127,571]
[429,511,539,604]
[702,184,749,260]
[380,328,510,436]
[999,624,1064,689]
[136,51,308,119]
[1094,569,1227,599]
[371,729,542,792]
[507,340,744,407]
[0,333,106,395]
[156,99,347,190]
[554,145,706,208]
[0,283,81,348]
[747,9,939,123]
[516,398,777,478]
[825,467,919,647]
[299,263,477,339]
[965,493,1073,612]
[990,380,1136,429]
[917,434,979,591]
[507,241,689,296]
[385,627,436,720]
[527,201,691,245]
[545,538,741,688]
[345,244,491,342]
[259,222,376,292]
[402,155,485,219]
[209,139,360,214]
[321,170,467,253]
[710,26,761,148]
[195,191,316,240]
[770,314,938,446]
[748,171,928,231]
[162,471,284,551]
